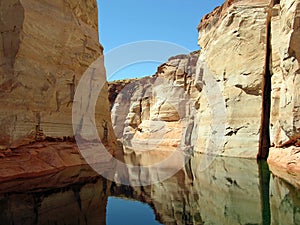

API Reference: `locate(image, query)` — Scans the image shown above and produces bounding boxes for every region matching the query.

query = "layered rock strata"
[0,0,114,149]
[109,53,198,153]
[109,0,272,158]
[267,0,300,174]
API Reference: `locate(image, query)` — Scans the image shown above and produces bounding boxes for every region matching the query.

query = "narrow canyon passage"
[0,0,300,224]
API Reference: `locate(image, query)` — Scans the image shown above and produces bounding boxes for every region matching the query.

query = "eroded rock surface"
[109,0,272,158]
[0,0,114,149]
[109,0,300,166]
[197,0,271,157]
[266,0,300,175]
[109,53,198,151]
[270,0,300,148]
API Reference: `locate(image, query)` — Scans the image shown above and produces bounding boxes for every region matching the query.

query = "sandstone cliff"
[109,0,300,164]
[197,0,272,157]
[0,0,114,149]
[270,0,300,149]
[109,0,272,158]
[267,0,300,171]
[198,0,300,164]
[109,53,198,153]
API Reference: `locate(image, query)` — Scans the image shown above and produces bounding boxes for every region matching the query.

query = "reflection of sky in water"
[106,197,162,225]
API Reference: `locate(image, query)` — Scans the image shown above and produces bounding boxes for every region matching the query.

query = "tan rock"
[268,146,300,187]
[109,0,300,163]
[109,53,198,150]
[195,0,271,157]
[0,0,115,149]
[270,0,300,147]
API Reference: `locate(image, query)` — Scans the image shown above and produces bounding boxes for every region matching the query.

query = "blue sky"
[97,0,224,81]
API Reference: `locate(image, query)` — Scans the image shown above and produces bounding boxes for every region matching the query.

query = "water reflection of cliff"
[0,156,299,225]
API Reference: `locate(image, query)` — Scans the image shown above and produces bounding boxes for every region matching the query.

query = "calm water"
[0,157,299,225]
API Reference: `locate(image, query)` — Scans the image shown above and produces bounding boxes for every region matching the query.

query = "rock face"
[0,142,87,181]
[197,0,271,157]
[0,0,114,149]
[109,53,198,151]
[270,0,300,148]
[109,0,272,158]
[198,0,300,160]
[267,0,300,173]
[109,0,300,162]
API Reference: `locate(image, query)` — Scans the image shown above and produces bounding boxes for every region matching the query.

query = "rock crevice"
[258,0,274,159]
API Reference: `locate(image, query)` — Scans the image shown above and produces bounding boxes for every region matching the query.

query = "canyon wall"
[197,0,271,157]
[267,0,300,173]
[109,0,272,158]
[270,0,300,148]
[0,0,114,149]
[197,0,300,160]
[109,53,198,151]
[109,0,300,161]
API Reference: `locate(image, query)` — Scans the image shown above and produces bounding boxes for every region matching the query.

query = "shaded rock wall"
[0,168,110,225]
[0,0,114,149]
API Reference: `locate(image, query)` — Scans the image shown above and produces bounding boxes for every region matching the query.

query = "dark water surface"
[0,157,299,225]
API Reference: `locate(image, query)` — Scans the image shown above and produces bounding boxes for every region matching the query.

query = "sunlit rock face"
[109,53,199,151]
[109,0,271,158]
[0,0,114,149]
[269,0,300,148]
[196,0,271,157]
[109,0,300,161]
[267,0,300,175]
